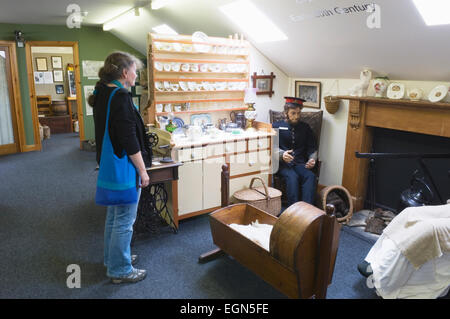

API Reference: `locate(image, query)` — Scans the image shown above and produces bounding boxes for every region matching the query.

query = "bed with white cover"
[365,204,450,299]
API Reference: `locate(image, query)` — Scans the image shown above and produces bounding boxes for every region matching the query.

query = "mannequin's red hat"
[284,96,305,107]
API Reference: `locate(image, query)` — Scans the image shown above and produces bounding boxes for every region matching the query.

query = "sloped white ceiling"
[1,0,449,81]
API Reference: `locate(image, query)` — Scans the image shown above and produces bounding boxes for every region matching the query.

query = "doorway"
[0,41,25,156]
[25,41,84,151]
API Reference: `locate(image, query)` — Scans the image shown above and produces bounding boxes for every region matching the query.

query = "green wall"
[0,23,145,144]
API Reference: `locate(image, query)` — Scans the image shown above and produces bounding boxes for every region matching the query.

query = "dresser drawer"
[248,137,269,151]
[229,149,272,176]
[225,140,246,154]
[204,142,225,159]
[177,147,204,162]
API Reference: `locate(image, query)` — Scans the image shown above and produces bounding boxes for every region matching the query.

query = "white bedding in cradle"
[229,220,273,252]
[365,233,450,299]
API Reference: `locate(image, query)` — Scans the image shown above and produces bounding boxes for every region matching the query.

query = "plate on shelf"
[172,43,182,52]
[191,113,212,126]
[182,44,193,52]
[192,31,210,53]
[179,81,188,91]
[172,117,185,128]
[163,63,171,72]
[187,81,196,91]
[387,83,405,99]
[155,81,164,91]
[428,85,448,103]
[238,82,247,90]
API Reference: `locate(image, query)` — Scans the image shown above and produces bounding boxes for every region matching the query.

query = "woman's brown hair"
[88,51,143,107]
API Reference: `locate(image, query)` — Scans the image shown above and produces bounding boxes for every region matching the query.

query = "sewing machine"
[146,125,174,162]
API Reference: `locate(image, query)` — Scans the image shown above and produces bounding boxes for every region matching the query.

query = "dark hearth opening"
[364,127,450,214]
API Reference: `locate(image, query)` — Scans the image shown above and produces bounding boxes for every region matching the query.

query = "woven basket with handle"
[232,177,282,216]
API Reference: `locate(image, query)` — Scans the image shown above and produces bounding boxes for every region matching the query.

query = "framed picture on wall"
[251,72,276,97]
[35,57,48,71]
[295,81,321,109]
[55,84,64,94]
[53,70,64,82]
[51,56,63,69]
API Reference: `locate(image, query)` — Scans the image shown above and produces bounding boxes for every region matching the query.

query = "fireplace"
[338,96,450,212]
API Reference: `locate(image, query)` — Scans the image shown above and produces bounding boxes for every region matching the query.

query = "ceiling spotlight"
[14,30,25,47]
[103,7,142,31]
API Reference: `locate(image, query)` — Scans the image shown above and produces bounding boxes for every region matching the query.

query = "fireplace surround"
[338,95,450,211]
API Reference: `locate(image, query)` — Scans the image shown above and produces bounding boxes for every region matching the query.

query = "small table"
[133,160,182,240]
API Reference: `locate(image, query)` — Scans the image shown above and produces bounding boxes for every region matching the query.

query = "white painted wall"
[249,45,290,121]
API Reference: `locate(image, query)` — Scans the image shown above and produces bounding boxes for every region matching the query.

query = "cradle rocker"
[200,165,341,299]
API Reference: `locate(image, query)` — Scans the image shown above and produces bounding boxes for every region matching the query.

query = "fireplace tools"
[356,152,450,212]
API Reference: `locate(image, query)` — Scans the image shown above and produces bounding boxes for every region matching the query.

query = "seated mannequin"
[272,97,318,207]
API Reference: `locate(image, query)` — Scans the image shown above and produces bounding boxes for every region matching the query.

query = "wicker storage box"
[232,177,282,216]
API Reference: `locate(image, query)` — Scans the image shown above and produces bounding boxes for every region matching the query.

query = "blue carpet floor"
[0,133,379,299]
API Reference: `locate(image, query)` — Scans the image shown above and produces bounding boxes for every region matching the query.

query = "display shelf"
[155,98,244,104]
[155,107,248,116]
[154,77,247,82]
[154,71,248,75]
[153,57,248,64]
[152,37,249,48]
[146,32,250,126]
[153,50,248,58]
[155,90,245,94]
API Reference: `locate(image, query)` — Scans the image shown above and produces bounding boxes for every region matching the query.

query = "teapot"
[230,111,246,129]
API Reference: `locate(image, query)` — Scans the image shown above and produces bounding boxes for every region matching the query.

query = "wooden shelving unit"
[156,107,248,116]
[146,33,250,126]
[36,95,52,115]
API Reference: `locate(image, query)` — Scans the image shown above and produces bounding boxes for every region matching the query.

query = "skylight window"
[412,0,450,26]
[152,24,178,35]
[219,0,288,43]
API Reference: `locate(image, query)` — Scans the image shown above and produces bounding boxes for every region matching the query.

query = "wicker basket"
[232,177,282,216]
[317,185,353,224]
[324,96,341,114]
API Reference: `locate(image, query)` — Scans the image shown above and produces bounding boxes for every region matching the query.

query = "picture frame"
[53,70,64,82]
[295,80,322,109]
[51,56,63,69]
[251,72,276,97]
[67,64,76,97]
[55,84,64,94]
[35,57,48,71]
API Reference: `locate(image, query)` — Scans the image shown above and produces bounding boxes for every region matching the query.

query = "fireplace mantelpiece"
[338,95,450,211]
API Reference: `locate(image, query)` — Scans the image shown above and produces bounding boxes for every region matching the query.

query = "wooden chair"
[269,109,324,206]
[199,164,341,299]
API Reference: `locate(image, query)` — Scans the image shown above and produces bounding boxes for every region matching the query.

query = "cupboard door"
[203,156,225,209]
[178,160,203,215]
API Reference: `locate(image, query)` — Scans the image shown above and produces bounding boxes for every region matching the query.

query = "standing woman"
[89,51,152,284]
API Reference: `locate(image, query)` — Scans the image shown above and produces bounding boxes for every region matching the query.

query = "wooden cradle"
[199,165,341,299]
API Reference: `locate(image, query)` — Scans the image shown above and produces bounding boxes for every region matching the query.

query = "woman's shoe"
[357,260,373,278]
[110,268,147,284]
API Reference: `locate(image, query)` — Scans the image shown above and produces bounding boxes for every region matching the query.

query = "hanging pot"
[400,170,434,208]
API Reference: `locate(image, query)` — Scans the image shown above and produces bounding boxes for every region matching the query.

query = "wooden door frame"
[25,41,84,151]
[0,40,25,155]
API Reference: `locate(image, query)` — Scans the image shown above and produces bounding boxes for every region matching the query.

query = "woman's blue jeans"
[278,164,316,207]
[104,188,141,278]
